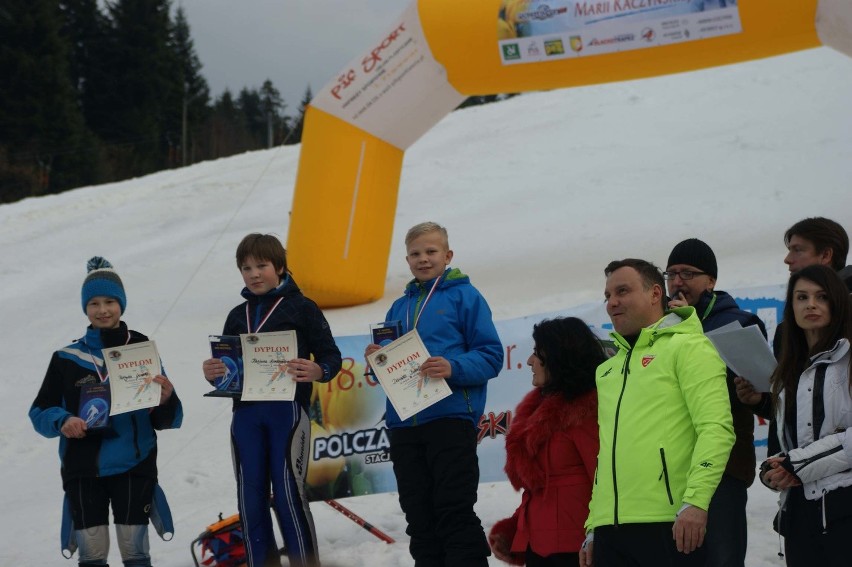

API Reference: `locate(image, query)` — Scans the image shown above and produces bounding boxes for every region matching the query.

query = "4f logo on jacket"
[641,355,655,367]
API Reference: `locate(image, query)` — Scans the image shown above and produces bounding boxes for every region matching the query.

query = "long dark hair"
[771,265,852,412]
[533,317,606,400]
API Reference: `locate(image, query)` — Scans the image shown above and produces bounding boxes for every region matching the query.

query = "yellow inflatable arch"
[288,0,852,308]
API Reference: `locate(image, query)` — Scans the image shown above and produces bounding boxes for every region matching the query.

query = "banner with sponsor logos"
[287,0,852,309]
[498,0,742,64]
[305,284,784,500]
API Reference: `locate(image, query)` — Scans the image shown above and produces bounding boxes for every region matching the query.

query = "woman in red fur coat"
[489,317,604,566]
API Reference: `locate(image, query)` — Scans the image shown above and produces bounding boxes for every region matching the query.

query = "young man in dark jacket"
[666,238,767,567]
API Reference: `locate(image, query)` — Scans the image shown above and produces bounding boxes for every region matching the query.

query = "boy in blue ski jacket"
[30,257,183,567]
[365,221,504,567]
[202,233,342,567]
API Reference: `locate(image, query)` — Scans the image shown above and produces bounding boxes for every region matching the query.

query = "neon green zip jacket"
[585,307,734,531]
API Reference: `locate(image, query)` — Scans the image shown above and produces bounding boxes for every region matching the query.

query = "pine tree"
[86,0,179,177]
[0,0,99,202]
[287,85,313,145]
[259,79,287,147]
[237,87,266,149]
[169,6,210,165]
[59,0,106,94]
[209,90,251,158]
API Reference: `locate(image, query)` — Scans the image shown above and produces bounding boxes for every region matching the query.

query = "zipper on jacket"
[94,442,102,477]
[611,348,633,526]
[659,448,674,505]
[594,456,599,485]
[791,444,845,476]
[132,414,140,459]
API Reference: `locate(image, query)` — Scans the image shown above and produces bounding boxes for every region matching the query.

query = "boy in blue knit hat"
[30,257,183,567]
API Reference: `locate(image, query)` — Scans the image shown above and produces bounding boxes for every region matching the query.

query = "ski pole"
[324,499,395,544]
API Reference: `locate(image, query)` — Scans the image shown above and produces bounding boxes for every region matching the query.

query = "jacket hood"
[695,290,740,315]
[808,338,850,368]
[80,321,131,351]
[403,267,468,296]
[611,306,702,350]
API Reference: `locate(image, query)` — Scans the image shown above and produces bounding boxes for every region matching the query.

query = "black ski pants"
[389,418,490,567]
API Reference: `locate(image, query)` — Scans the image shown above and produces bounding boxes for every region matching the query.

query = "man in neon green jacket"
[580,259,734,567]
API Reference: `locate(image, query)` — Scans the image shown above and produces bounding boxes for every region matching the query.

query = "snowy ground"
[2,46,851,565]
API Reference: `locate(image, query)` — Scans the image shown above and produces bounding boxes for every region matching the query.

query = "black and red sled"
[190,500,393,566]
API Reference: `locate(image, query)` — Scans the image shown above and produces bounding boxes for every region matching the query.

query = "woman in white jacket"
[760,264,852,566]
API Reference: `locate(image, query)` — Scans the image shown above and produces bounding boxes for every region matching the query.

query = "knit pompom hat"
[81,256,127,314]
[666,238,718,279]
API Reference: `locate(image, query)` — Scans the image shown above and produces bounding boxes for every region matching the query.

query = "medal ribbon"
[246,297,284,333]
[407,274,443,331]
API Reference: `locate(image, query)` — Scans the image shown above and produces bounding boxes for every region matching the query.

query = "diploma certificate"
[366,329,452,421]
[104,341,162,416]
[240,331,299,401]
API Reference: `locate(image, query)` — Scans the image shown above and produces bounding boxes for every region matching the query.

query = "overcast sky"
[177,0,405,111]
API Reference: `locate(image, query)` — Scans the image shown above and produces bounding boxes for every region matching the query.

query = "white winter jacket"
[774,339,852,501]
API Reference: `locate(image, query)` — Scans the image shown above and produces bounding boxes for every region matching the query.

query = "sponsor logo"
[364,452,391,464]
[313,427,391,460]
[477,411,513,443]
[76,374,98,386]
[588,33,635,47]
[295,428,306,475]
[544,39,565,56]
[641,355,655,367]
[502,43,521,61]
[569,35,583,53]
[527,42,541,56]
[518,4,568,22]
[641,27,656,42]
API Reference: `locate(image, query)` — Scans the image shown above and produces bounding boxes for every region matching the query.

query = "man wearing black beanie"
[666,238,767,567]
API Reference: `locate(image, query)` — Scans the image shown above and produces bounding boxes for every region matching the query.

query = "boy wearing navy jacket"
[365,222,504,567]
[202,233,341,567]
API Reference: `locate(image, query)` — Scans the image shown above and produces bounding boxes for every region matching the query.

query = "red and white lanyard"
[406,275,442,331]
[245,297,284,333]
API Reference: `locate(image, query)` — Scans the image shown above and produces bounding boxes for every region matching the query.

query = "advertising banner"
[498,0,742,65]
[306,284,784,500]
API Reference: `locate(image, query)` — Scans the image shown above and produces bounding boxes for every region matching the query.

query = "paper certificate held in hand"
[240,331,299,401]
[705,321,777,392]
[366,329,452,421]
[103,340,162,416]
